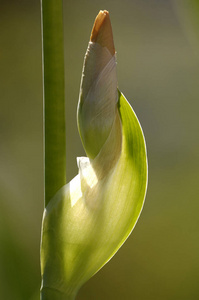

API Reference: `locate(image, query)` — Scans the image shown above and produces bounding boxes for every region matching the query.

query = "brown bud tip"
[90,10,115,56]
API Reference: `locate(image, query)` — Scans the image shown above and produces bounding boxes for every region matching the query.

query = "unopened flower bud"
[78,10,118,159]
[41,10,148,299]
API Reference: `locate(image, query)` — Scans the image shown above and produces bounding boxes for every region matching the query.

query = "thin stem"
[41,0,66,206]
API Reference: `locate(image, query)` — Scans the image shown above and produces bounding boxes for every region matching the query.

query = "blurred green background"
[1,0,199,299]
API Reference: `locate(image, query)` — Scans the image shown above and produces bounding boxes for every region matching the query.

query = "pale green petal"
[41,91,148,297]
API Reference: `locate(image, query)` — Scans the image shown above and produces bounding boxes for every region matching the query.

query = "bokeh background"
[1,0,199,299]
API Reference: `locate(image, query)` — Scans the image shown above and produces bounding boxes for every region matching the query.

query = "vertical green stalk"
[41,0,66,206]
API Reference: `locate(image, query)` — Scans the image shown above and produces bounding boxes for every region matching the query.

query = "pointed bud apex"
[90,10,115,56]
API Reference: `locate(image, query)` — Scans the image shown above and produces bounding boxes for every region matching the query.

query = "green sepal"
[40,91,148,298]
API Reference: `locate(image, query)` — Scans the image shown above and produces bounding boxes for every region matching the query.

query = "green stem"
[41,0,66,206]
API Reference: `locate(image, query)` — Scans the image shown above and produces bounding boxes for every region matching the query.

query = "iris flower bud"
[41,10,147,300]
[78,10,120,160]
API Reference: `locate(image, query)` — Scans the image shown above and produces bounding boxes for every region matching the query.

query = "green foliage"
[40,91,147,299]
